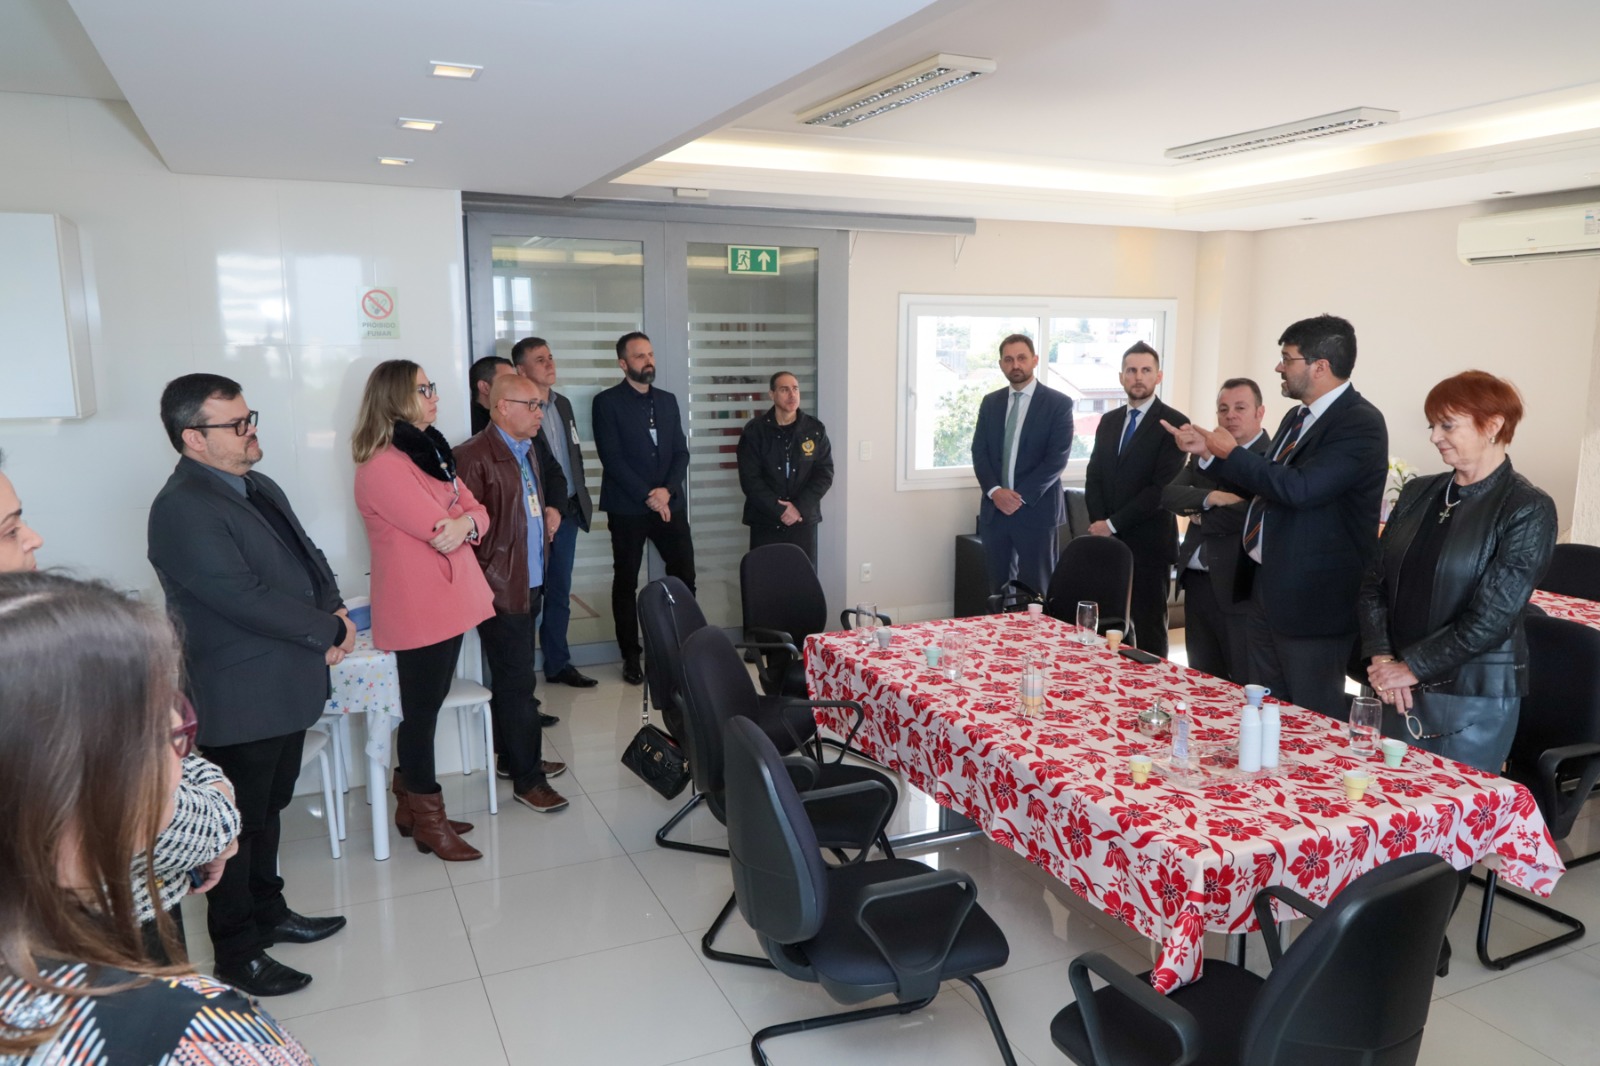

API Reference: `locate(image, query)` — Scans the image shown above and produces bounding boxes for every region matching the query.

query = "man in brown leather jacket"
[455,375,570,813]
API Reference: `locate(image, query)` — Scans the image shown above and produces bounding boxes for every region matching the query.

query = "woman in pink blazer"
[353,360,494,862]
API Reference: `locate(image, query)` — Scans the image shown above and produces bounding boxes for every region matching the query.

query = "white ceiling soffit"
[601,0,1600,230]
[0,0,122,100]
[62,0,944,197]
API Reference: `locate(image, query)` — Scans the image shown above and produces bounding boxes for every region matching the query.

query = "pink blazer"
[354,444,495,651]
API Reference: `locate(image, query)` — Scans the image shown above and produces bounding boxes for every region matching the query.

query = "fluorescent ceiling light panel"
[1165,107,1400,161]
[430,62,482,80]
[798,53,995,129]
[398,118,442,131]
[377,156,413,166]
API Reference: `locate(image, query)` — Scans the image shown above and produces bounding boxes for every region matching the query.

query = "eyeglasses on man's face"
[416,383,439,399]
[189,410,259,436]
[500,398,539,412]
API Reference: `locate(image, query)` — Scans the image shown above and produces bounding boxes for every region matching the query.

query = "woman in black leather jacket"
[1357,371,1556,772]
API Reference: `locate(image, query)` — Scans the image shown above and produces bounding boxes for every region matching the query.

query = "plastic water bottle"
[1238,704,1262,773]
[1171,703,1192,771]
[1259,703,1281,770]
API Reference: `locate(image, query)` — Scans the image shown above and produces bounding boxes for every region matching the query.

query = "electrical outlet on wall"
[859,440,872,461]
[860,562,873,582]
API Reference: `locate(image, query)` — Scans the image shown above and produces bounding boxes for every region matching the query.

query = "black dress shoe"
[622,657,644,686]
[539,712,561,727]
[215,952,313,997]
[267,911,348,945]
[548,665,599,688]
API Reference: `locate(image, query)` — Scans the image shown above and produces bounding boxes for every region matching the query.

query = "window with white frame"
[897,295,1176,490]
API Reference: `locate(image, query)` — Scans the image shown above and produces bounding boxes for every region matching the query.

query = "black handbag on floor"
[621,719,691,799]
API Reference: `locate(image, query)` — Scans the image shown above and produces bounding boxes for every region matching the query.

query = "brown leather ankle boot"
[405,789,482,861]
[392,770,473,837]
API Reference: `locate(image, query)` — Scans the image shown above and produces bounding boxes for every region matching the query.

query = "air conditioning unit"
[1457,203,1600,265]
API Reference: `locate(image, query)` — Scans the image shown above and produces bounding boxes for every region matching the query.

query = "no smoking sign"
[358,287,400,339]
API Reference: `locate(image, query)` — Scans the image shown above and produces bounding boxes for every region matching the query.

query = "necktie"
[1119,407,1141,453]
[1241,406,1310,558]
[1000,390,1022,490]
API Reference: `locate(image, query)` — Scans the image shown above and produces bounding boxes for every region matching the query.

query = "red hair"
[1423,370,1523,445]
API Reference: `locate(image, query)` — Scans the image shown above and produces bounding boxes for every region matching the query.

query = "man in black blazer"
[1162,378,1271,682]
[592,331,694,685]
[1163,315,1388,717]
[514,336,599,690]
[1084,342,1188,658]
[969,334,1075,596]
[148,374,351,997]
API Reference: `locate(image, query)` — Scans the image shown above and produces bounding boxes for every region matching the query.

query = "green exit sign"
[728,245,780,275]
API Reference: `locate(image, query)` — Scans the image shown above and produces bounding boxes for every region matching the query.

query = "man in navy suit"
[1084,343,1188,658]
[1163,315,1387,717]
[969,334,1075,597]
[592,331,694,686]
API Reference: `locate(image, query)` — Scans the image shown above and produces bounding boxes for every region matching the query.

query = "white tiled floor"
[183,658,1600,1065]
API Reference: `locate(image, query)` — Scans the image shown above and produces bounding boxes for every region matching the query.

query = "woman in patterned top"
[0,571,314,1064]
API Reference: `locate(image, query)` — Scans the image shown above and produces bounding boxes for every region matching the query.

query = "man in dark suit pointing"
[969,334,1075,597]
[1084,342,1188,658]
[1163,315,1388,717]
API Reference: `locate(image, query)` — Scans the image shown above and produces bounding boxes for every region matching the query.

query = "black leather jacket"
[1357,460,1556,697]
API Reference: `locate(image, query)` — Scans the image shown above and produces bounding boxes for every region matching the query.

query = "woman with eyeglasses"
[353,360,494,861]
[1357,371,1557,772]
[0,571,313,1063]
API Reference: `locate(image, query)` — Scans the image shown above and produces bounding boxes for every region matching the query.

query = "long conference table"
[804,614,1566,991]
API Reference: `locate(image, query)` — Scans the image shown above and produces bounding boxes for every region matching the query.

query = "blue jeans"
[539,515,580,678]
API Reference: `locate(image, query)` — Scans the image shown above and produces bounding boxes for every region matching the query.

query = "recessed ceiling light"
[398,118,442,132]
[378,157,414,166]
[1493,190,1515,195]
[430,62,482,80]
[1299,217,1318,221]
[1165,107,1399,162]
[797,54,996,129]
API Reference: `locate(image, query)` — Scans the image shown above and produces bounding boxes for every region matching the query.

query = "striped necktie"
[1241,406,1310,558]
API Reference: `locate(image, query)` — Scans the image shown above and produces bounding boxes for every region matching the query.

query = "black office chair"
[680,626,896,968]
[1051,853,1457,1066]
[839,604,893,631]
[1475,614,1600,969]
[740,543,827,698]
[637,578,819,857]
[988,580,1043,614]
[1043,535,1135,644]
[723,715,1015,1065]
[1536,542,1600,601]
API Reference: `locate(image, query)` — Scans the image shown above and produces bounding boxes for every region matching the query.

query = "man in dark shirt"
[469,355,516,435]
[737,371,833,564]
[591,331,695,685]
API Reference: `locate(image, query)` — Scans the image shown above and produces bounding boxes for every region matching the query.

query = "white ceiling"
[9,0,1600,230]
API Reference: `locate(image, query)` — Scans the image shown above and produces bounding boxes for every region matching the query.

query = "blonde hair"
[352,360,426,464]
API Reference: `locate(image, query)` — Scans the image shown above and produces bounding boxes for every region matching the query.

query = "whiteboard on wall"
[0,213,95,420]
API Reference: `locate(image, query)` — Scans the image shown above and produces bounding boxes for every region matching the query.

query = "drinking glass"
[1349,696,1382,756]
[1019,662,1045,717]
[855,602,878,645]
[940,631,968,679]
[1076,601,1099,645]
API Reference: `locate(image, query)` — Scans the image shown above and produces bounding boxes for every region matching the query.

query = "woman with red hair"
[1357,370,1556,771]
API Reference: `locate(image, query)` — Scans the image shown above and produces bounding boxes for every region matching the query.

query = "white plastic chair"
[302,724,343,859]
[318,711,352,832]
[444,628,498,815]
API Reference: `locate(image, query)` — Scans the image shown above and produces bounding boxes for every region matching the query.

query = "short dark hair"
[1219,377,1264,406]
[470,355,512,393]
[1122,341,1160,368]
[616,331,650,359]
[998,334,1035,357]
[159,373,242,453]
[509,337,548,366]
[769,371,798,390]
[1277,315,1357,379]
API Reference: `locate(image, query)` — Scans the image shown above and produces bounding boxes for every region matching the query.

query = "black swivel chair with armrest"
[1474,614,1600,969]
[740,543,829,699]
[1044,535,1136,644]
[1536,542,1600,601]
[722,715,1016,1065]
[637,577,819,857]
[1051,853,1457,1066]
[679,625,896,969]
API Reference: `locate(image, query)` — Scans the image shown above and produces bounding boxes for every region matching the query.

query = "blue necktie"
[1119,408,1141,453]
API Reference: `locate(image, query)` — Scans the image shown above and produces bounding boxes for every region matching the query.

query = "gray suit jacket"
[1162,430,1272,609]
[541,389,593,532]
[148,457,345,747]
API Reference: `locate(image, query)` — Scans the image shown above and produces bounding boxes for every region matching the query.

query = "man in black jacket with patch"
[737,371,833,565]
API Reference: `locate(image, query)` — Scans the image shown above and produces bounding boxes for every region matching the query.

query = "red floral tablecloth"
[1532,589,1600,630]
[804,614,1565,991]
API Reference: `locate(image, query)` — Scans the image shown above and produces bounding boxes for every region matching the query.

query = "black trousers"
[978,514,1056,598]
[608,510,696,660]
[477,590,548,794]
[1245,581,1354,720]
[199,730,304,967]
[1179,568,1230,681]
[750,521,818,566]
[1128,549,1172,660]
[395,633,466,792]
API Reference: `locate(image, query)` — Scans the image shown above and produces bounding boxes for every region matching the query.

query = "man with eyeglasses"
[148,374,353,997]
[1163,315,1388,717]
